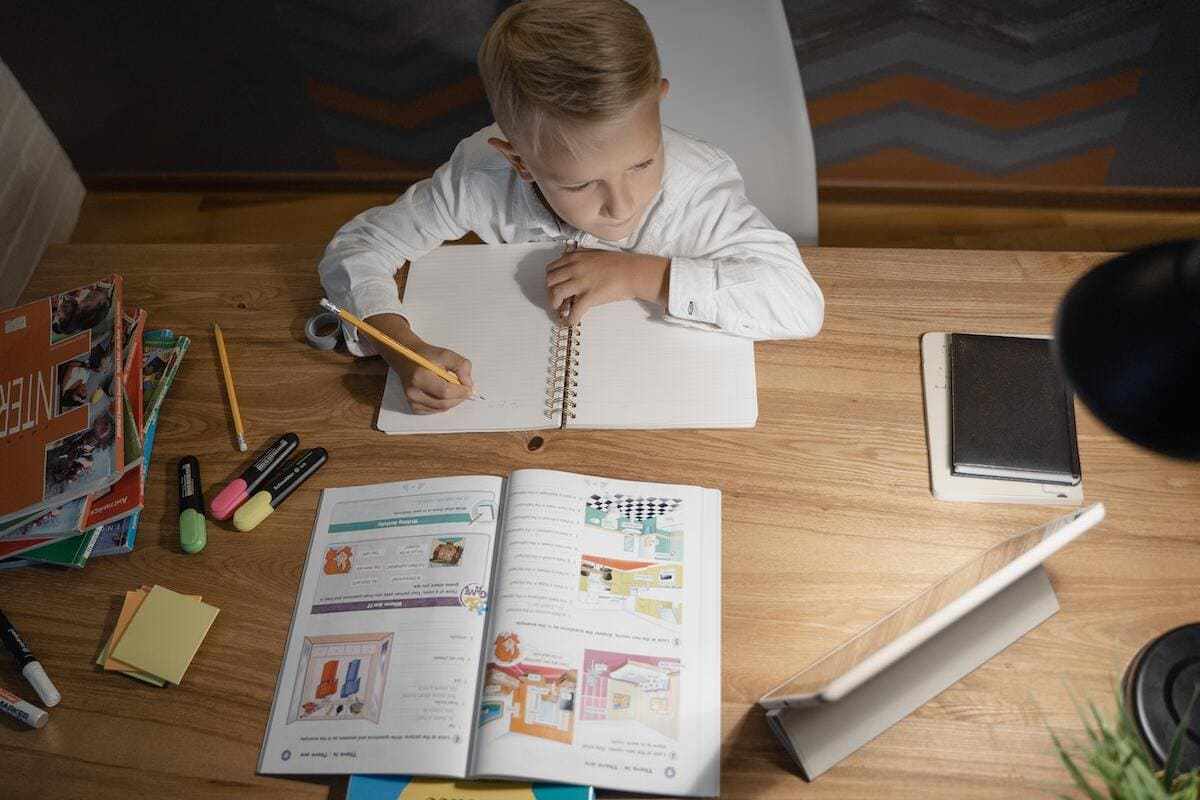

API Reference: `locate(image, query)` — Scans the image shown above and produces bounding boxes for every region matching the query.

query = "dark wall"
[3,3,335,171]
[1,1,511,173]
[3,1,1198,187]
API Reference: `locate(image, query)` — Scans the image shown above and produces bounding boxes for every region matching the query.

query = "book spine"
[545,322,581,426]
[70,529,102,568]
[110,276,125,475]
[143,335,190,426]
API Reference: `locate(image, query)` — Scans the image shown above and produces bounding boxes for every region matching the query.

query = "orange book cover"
[0,276,125,524]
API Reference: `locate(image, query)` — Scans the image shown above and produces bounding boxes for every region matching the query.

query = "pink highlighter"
[210,433,300,521]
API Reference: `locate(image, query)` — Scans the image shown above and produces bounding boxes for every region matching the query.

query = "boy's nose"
[602,181,636,222]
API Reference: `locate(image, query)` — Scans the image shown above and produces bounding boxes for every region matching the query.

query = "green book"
[18,529,100,568]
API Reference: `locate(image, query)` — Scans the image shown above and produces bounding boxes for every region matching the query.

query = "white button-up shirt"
[319,124,824,355]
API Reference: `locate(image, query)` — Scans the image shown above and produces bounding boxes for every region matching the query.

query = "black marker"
[0,609,60,707]
[233,448,328,531]
[210,432,300,520]
[178,456,207,553]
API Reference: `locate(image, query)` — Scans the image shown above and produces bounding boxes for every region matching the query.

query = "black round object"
[1053,239,1200,459]
[1122,622,1200,772]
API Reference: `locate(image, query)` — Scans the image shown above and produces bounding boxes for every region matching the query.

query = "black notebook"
[949,334,1081,485]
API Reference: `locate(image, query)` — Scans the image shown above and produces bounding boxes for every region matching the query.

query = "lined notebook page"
[376,244,561,434]
[571,301,757,429]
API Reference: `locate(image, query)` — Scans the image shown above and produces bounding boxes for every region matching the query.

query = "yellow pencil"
[212,322,248,451]
[318,299,483,400]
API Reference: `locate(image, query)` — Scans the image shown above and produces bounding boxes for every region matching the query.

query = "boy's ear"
[488,137,535,182]
[659,78,670,100]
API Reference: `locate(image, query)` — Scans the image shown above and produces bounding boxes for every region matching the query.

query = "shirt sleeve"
[317,137,480,355]
[664,157,824,340]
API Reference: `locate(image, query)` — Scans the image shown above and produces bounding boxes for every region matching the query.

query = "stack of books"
[0,276,189,569]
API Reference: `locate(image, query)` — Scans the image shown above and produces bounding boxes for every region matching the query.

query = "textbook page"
[569,302,757,429]
[258,476,505,777]
[471,469,721,797]
[376,244,562,434]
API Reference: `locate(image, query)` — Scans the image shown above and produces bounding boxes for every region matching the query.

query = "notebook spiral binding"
[545,321,582,425]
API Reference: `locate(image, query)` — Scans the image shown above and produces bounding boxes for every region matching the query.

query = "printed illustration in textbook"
[90,418,156,558]
[0,499,86,543]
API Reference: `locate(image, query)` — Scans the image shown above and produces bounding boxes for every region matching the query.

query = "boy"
[319,0,824,414]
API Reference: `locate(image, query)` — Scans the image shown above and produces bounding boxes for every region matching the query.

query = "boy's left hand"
[546,248,670,326]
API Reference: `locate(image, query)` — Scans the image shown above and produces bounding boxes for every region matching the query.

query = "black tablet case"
[949,334,1081,485]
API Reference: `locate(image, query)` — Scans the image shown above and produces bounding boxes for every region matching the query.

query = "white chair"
[635,0,819,244]
[0,59,85,308]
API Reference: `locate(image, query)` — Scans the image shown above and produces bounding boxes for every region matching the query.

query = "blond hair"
[478,0,661,154]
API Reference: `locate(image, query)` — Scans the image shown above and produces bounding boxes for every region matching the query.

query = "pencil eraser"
[22,661,60,708]
[210,479,248,521]
[233,492,274,532]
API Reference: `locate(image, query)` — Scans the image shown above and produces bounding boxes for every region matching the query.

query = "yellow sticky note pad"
[98,589,203,686]
[109,585,219,685]
[97,590,166,686]
[97,591,141,668]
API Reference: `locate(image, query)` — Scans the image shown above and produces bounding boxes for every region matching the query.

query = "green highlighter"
[178,456,207,554]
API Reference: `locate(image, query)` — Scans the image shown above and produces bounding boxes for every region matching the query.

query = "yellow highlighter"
[234,448,328,532]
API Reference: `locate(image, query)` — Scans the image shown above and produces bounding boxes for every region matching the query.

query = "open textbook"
[377,243,757,433]
[258,470,721,797]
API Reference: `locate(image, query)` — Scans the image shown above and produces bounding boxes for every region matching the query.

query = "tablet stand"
[766,566,1059,779]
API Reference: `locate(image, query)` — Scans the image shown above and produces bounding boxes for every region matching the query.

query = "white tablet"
[759,503,1104,708]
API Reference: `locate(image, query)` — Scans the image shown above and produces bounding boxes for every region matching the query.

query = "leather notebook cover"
[949,334,1081,484]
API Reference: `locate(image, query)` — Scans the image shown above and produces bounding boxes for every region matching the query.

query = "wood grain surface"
[2,244,1197,800]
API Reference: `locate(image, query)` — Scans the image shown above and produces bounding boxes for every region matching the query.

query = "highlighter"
[234,447,328,532]
[177,456,206,553]
[210,432,299,520]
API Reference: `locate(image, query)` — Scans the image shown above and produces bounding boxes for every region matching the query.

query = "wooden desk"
[3,245,1198,800]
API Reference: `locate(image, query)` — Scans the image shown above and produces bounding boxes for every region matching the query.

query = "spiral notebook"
[376,243,758,434]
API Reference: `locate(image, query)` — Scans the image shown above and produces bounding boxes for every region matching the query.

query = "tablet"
[759,503,1104,708]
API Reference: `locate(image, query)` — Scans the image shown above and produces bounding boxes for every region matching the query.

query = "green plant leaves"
[1164,687,1200,789]
[1050,683,1200,800]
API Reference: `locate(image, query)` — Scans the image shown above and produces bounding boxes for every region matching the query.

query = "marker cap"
[211,433,300,520]
[233,492,274,532]
[22,661,60,707]
[210,478,248,520]
[0,688,48,729]
[180,509,207,554]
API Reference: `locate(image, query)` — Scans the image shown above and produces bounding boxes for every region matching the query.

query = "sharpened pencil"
[212,322,247,451]
[318,299,484,400]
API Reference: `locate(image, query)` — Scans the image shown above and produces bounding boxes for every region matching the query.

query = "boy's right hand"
[364,314,474,414]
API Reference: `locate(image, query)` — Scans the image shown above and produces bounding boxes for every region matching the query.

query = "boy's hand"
[545,248,669,326]
[364,313,474,414]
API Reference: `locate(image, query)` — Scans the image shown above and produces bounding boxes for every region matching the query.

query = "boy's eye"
[563,182,593,192]
[631,159,654,171]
